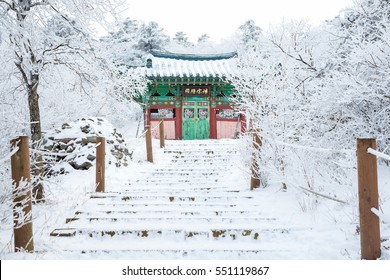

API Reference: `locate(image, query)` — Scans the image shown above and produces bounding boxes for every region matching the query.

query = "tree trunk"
[28,78,45,203]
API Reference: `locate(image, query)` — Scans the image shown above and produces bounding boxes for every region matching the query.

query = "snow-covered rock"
[41,117,132,176]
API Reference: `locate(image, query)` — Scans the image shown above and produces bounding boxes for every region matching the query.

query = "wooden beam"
[159,119,165,148]
[250,129,262,190]
[95,137,106,193]
[10,136,34,252]
[357,138,381,260]
[145,125,153,163]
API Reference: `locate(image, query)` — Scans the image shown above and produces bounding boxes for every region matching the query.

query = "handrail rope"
[137,120,163,138]
[30,142,101,157]
[295,184,349,204]
[151,120,163,132]
[367,148,390,161]
[0,146,19,164]
[245,132,354,154]
[137,129,148,139]
[273,140,355,154]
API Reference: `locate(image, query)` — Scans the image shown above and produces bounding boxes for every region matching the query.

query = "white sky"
[124,0,355,42]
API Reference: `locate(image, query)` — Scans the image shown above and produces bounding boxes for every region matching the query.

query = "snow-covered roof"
[146,51,237,79]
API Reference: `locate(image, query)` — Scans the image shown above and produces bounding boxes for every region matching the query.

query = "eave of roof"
[146,50,237,79]
[149,50,238,61]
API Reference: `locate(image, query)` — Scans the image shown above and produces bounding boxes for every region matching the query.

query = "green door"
[182,101,210,140]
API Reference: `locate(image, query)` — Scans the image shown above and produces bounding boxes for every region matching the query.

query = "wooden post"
[357,138,381,260]
[145,125,153,163]
[95,137,105,193]
[10,136,34,252]
[250,129,262,190]
[159,119,165,148]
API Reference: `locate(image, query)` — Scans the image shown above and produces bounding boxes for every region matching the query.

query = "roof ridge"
[150,50,237,61]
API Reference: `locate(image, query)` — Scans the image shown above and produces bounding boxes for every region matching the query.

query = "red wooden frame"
[146,104,183,140]
[144,100,245,140]
[212,106,246,138]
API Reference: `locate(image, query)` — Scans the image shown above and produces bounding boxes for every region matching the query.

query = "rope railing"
[151,120,163,132]
[274,140,355,154]
[137,120,163,138]
[367,147,390,161]
[246,131,355,154]
[0,146,19,164]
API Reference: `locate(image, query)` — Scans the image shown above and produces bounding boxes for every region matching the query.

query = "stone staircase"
[48,139,304,259]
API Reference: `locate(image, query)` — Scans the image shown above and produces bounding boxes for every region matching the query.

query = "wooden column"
[357,138,381,260]
[250,129,262,190]
[10,136,34,252]
[145,125,153,163]
[95,137,105,192]
[159,119,165,148]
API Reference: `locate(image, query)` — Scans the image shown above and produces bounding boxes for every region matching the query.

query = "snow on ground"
[0,119,390,260]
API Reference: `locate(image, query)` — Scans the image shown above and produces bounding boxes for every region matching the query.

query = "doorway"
[182,100,210,140]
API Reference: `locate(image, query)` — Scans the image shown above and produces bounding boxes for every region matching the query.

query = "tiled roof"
[146,51,237,78]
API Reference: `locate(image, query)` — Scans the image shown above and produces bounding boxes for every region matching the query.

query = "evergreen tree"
[238,20,262,49]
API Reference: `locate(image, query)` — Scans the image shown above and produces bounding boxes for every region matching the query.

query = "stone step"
[169,158,234,163]
[76,203,260,211]
[138,171,219,176]
[37,249,294,260]
[72,209,265,217]
[44,239,294,259]
[166,152,239,157]
[89,190,247,196]
[89,192,254,200]
[65,216,275,225]
[89,195,254,203]
[53,249,284,259]
[125,186,243,192]
[164,151,238,156]
[50,225,302,240]
[133,179,220,184]
[128,181,221,187]
[152,167,233,172]
[164,141,238,146]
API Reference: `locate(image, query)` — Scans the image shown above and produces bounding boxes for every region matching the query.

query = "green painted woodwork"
[144,81,235,104]
[182,100,210,140]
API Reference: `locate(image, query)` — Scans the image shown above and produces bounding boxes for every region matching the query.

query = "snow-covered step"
[125,186,243,192]
[152,167,234,171]
[65,216,274,225]
[89,194,255,203]
[41,249,295,260]
[73,204,259,213]
[89,190,248,196]
[48,138,289,258]
[134,177,219,182]
[138,171,218,176]
[72,209,266,217]
[44,238,298,259]
[168,158,234,163]
[164,151,238,156]
[50,226,303,240]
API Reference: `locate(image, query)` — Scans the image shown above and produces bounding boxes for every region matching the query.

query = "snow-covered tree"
[0,0,122,201]
[173,31,193,48]
[231,18,358,192]
[197,34,210,44]
[136,21,170,52]
[102,19,170,67]
[100,18,145,66]
[321,0,390,150]
[237,19,262,49]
